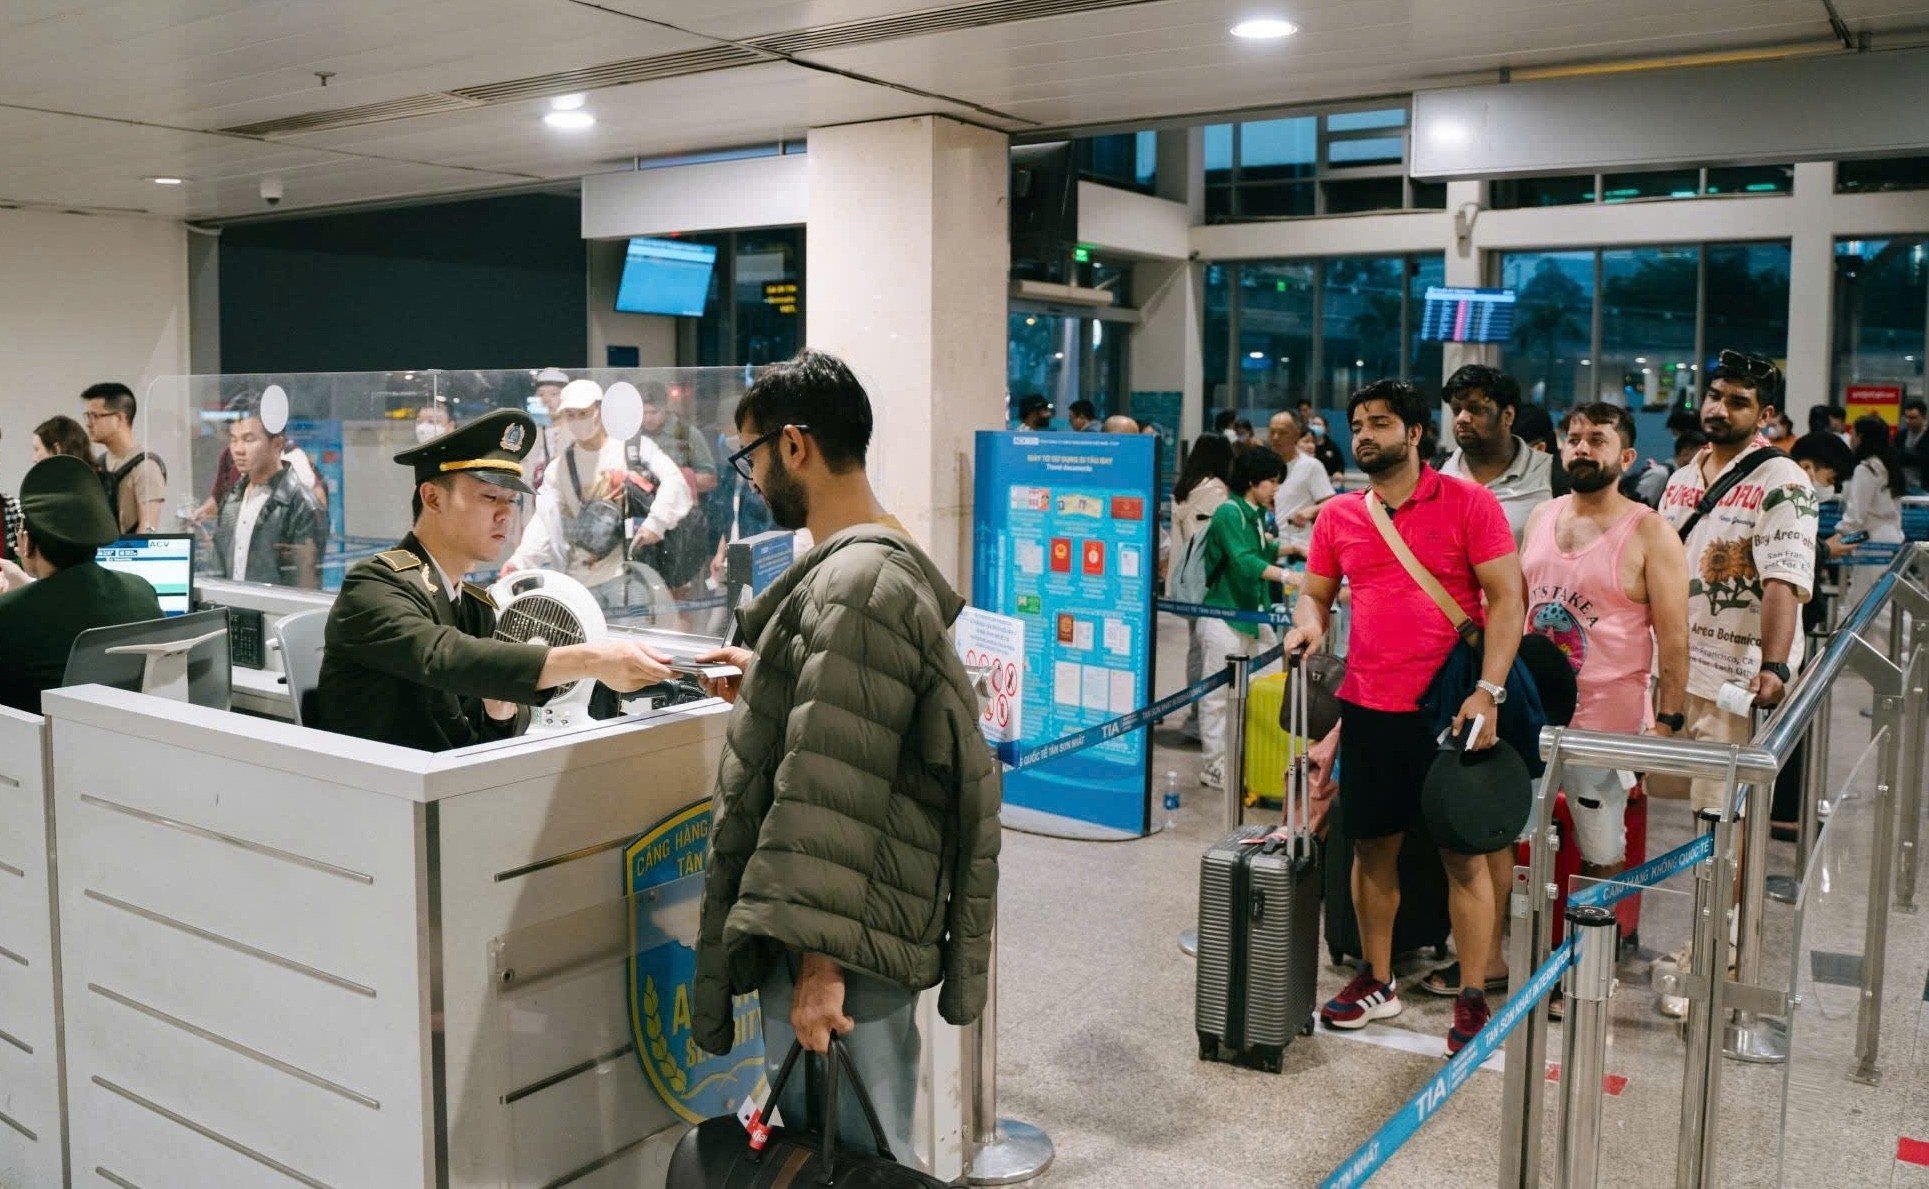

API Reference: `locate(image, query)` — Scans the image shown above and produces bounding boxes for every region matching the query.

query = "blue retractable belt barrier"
[1322,940,1578,1189]
[996,642,1286,770]
[1569,833,1714,912]
[1155,598,1294,625]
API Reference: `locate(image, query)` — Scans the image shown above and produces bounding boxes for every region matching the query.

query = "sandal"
[1419,962,1510,998]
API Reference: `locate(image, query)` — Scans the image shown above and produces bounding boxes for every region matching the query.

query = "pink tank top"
[1520,497,1655,733]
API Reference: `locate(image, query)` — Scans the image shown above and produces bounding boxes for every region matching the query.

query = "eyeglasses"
[81,410,125,424]
[727,424,811,482]
[1717,350,1779,383]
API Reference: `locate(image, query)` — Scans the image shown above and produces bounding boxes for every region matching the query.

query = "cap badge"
[501,423,526,451]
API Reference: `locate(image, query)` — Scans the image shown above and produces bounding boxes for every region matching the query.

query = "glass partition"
[142,367,768,632]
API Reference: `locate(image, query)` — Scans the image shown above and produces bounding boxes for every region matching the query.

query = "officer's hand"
[590,640,676,692]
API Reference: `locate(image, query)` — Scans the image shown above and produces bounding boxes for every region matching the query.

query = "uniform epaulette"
[375,549,423,572]
[461,581,497,608]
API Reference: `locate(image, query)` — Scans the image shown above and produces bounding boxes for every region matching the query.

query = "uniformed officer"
[313,408,675,752]
[0,454,164,713]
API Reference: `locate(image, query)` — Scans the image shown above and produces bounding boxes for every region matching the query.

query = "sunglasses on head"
[1717,350,1779,383]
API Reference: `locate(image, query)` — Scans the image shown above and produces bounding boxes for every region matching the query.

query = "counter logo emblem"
[625,801,768,1124]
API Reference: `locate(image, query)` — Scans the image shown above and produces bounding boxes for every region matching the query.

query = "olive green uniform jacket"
[314,533,546,751]
[692,525,1002,1055]
[0,561,163,714]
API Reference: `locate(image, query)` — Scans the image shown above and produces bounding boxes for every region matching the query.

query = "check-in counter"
[0,706,64,1189]
[41,683,969,1187]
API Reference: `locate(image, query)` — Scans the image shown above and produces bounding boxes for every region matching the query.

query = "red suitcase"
[1519,784,1646,949]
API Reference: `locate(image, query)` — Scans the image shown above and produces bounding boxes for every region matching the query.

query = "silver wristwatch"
[1475,678,1508,704]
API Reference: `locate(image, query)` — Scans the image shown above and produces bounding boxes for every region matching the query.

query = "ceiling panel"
[582,0,949,41]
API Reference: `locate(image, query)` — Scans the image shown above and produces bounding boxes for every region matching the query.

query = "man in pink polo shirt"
[1285,380,1524,1055]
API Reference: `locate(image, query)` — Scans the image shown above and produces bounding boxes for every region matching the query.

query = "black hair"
[1674,429,1708,457]
[1564,402,1638,450]
[1442,364,1522,411]
[1806,405,1834,433]
[411,475,456,521]
[1512,403,1559,454]
[1851,415,1908,498]
[1173,433,1234,503]
[1904,398,1927,417]
[1229,445,1287,494]
[1069,399,1097,420]
[735,350,872,471]
[1709,359,1783,411]
[19,516,95,570]
[80,381,137,423]
[1212,409,1239,432]
[34,415,94,459]
[226,395,284,439]
[1234,418,1253,434]
[1347,379,1430,431]
[1789,431,1854,481]
[639,380,669,406]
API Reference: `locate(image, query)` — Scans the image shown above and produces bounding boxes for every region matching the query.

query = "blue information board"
[973,431,1157,836]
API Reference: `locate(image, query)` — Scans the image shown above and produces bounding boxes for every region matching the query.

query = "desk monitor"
[98,534,194,616]
[64,607,232,711]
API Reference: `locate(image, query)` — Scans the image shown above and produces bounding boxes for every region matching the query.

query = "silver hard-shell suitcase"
[1195,652,1321,1073]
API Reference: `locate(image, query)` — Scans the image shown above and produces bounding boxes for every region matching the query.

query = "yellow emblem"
[501,422,526,451]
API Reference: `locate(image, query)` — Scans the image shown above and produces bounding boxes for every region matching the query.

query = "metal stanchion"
[1724,768,1788,1064]
[1558,906,1619,1189]
[1772,627,1836,906]
[1499,745,1567,1188]
[1674,814,1720,1189]
[966,919,1054,1184]
[1896,624,1925,912]
[1180,652,1252,959]
[1851,696,1903,1085]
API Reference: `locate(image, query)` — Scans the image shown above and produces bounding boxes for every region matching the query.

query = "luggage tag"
[737,1096,782,1148]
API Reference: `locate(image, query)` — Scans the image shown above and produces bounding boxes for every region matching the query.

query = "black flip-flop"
[1419,962,1509,998]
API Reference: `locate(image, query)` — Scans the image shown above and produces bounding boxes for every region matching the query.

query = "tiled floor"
[986,612,1928,1187]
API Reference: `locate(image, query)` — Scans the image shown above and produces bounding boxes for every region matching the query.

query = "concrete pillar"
[1441,178,1495,383]
[1783,161,1836,423]
[805,116,1009,590]
[1130,259,1205,444]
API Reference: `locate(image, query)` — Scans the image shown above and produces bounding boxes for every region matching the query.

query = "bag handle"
[750,1037,898,1180]
[1365,491,1480,646]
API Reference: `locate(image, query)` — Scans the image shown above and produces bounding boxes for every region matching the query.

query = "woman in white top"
[1828,414,1908,604]
[1168,434,1235,742]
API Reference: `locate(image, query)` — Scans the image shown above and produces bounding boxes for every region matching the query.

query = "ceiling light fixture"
[550,93,586,111]
[1231,17,1298,40]
[149,176,185,185]
[543,110,596,130]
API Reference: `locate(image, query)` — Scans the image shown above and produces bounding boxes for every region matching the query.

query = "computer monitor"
[97,534,194,616]
[63,607,232,711]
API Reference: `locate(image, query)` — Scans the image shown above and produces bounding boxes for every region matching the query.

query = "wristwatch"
[1475,678,1508,704]
[1759,661,1791,683]
[1655,711,1686,732]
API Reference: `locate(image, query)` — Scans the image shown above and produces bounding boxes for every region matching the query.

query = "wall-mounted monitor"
[614,236,718,317]
[97,534,194,616]
[1420,286,1518,344]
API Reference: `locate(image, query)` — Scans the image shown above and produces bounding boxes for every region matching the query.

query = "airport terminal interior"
[3,2,1929,1187]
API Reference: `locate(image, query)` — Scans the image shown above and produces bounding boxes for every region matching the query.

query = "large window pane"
[1236,262,1317,410]
[1833,237,1928,403]
[1321,256,1405,404]
[732,227,803,365]
[1599,246,1699,410]
[1836,157,1929,194]
[1326,108,1406,132]
[1327,136,1404,166]
[1239,117,1317,180]
[1501,251,1596,407]
[1321,177,1404,214]
[1239,181,1316,218]
[1704,242,1791,368]
[1204,264,1233,406]
[1007,312,1066,413]
[1602,169,1702,202]
[1706,164,1792,196]
[1408,254,1447,396]
[1490,174,1596,209]
[1204,124,1234,183]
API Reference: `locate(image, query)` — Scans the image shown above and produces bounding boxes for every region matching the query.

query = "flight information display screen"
[1420,286,1518,343]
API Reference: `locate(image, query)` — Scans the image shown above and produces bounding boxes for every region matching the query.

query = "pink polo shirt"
[1306,467,1517,713]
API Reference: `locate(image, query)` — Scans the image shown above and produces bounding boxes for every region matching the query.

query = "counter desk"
[38,682,971,1189]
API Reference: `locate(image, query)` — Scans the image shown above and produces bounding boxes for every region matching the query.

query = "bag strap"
[563,445,586,505]
[754,1038,897,1174]
[1675,446,1778,542]
[1365,491,1480,645]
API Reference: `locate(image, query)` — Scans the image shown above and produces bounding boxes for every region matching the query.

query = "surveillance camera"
[260,176,283,206]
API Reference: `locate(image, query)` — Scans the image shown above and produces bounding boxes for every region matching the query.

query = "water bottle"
[1162,770,1181,833]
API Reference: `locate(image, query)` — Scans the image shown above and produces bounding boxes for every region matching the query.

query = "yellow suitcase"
[1244,672,1312,807]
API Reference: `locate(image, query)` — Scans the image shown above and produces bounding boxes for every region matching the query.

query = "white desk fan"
[489,569,606,732]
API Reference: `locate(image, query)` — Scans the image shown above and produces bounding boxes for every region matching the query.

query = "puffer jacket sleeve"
[925,672,1002,1025]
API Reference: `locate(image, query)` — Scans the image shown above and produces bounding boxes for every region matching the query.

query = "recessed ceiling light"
[550,93,586,111]
[543,110,596,130]
[149,176,185,185]
[1231,17,1298,39]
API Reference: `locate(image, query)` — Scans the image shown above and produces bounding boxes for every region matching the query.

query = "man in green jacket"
[1197,446,1294,788]
[693,351,1001,1166]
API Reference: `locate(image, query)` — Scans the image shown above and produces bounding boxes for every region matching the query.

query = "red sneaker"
[1320,967,1402,1030]
[1446,989,1491,1056]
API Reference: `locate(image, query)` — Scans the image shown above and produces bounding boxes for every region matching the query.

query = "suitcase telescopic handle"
[1286,650,1313,863]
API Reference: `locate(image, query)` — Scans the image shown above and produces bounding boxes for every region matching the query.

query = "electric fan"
[489,569,607,732]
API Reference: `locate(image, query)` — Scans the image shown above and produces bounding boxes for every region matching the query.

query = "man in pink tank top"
[1520,403,1690,883]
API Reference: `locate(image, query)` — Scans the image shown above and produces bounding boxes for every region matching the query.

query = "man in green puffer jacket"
[692,351,1001,1165]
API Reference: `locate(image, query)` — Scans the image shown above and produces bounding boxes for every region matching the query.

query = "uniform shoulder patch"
[375,549,424,572]
[461,581,497,608]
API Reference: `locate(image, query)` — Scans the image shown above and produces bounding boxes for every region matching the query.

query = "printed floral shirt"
[1659,441,1817,700]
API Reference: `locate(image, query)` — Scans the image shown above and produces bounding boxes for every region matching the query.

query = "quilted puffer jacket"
[692,524,1002,1055]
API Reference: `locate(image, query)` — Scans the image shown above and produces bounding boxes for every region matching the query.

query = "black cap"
[1422,735,1533,855]
[393,407,536,495]
[1018,395,1051,418]
[18,455,121,548]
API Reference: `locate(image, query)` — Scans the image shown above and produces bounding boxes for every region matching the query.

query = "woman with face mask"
[1305,413,1346,477]
[415,403,455,444]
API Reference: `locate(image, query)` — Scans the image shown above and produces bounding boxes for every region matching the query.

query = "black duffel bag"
[666,1037,945,1189]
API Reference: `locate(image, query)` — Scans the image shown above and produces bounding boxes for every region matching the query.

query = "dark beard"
[1356,441,1409,476]
[1564,461,1620,493]
[1702,418,1752,445]
[762,451,809,530]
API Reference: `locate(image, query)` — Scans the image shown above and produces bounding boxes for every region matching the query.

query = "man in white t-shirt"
[1265,409,1334,553]
[503,380,693,618]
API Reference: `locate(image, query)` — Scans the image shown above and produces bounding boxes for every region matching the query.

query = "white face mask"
[1223,429,1238,442]
[565,415,601,443]
[1764,424,1786,441]
[1308,421,1327,439]
[414,420,446,444]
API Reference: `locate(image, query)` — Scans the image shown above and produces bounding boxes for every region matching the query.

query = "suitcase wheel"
[1252,1045,1284,1074]
[1197,1032,1219,1062]
[1298,1017,1315,1037]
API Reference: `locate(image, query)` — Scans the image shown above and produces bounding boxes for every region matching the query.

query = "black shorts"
[1337,698,1436,840]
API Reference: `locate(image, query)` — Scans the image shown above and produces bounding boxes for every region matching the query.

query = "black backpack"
[100,451,166,526]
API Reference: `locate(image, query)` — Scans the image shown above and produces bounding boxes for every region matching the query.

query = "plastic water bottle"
[1162,770,1181,833]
